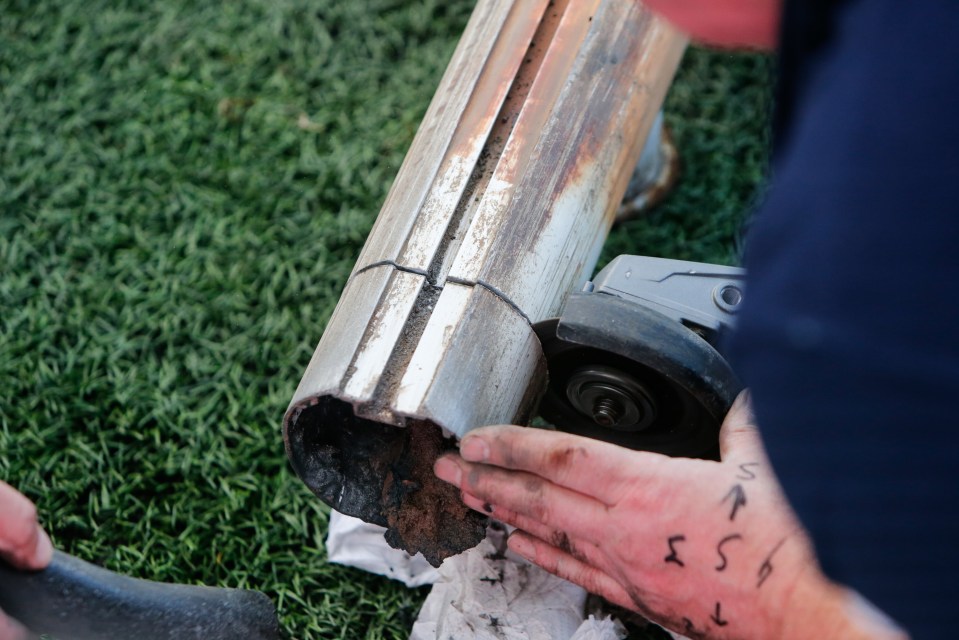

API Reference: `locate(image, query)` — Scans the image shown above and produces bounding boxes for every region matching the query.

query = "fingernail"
[434,456,462,487]
[35,529,54,567]
[460,436,489,462]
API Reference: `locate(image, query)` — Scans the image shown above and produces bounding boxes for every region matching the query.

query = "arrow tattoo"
[722,484,747,521]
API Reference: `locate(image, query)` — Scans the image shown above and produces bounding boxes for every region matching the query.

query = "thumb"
[0,611,31,640]
[718,389,767,463]
[0,482,53,571]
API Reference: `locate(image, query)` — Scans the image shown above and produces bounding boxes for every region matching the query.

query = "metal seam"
[445,276,532,326]
[352,261,430,280]
[351,261,532,327]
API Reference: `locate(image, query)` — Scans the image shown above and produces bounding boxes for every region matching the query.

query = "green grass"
[0,1,771,638]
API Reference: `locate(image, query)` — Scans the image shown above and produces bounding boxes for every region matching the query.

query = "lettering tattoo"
[715,533,743,572]
[710,602,729,627]
[722,484,747,521]
[736,462,760,481]
[664,535,686,567]
[757,537,788,588]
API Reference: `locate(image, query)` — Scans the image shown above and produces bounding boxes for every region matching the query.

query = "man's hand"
[434,392,905,639]
[1,480,53,640]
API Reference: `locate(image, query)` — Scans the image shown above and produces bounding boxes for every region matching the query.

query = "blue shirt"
[729,1,959,636]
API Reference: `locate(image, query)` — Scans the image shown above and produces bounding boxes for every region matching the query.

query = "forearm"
[782,573,907,640]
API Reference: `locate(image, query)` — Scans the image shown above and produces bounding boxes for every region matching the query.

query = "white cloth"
[325,511,629,640]
[325,510,440,587]
[569,616,628,640]
[409,536,594,640]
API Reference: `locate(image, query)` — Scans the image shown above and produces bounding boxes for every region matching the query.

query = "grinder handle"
[0,550,280,640]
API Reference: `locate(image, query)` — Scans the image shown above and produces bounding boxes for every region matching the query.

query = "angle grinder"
[534,255,745,459]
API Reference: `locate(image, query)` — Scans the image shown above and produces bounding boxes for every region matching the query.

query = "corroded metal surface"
[285,0,687,564]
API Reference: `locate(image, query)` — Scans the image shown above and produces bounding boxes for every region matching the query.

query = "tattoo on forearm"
[722,484,747,521]
[664,534,686,567]
[715,533,743,572]
[757,537,787,588]
[710,602,728,627]
[736,462,760,481]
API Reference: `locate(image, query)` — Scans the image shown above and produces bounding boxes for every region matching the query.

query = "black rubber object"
[0,551,280,640]
[535,292,742,459]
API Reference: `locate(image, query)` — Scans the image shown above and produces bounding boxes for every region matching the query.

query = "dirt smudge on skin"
[468,466,483,489]
[551,530,575,556]
[523,475,543,493]
[547,445,586,470]
[620,586,709,640]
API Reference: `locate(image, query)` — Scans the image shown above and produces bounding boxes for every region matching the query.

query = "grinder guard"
[535,255,746,458]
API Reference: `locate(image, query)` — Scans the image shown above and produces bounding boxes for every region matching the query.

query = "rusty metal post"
[284,0,687,565]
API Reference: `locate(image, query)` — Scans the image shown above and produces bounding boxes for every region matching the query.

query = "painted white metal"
[283,0,688,556]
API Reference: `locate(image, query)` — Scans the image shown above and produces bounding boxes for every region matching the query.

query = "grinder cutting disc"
[534,292,742,459]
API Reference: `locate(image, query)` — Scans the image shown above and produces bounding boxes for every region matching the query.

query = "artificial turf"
[1,1,771,638]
